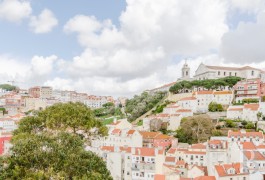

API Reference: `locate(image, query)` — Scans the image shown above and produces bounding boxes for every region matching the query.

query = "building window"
[229,72,232,76]
[224,72,226,76]
[235,72,237,76]
[252,70,254,76]
[218,71,220,75]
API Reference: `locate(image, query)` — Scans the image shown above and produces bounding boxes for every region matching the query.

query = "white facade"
[194,63,264,80]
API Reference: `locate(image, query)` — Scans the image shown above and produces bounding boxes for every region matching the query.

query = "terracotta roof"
[185,151,206,155]
[213,91,232,95]
[154,174,165,180]
[194,176,216,180]
[167,148,176,154]
[191,143,206,149]
[208,140,222,145]
[166,104,180,108]
[176,160,186,166]
[165,156,176,162]
[244,104,259,111]
[228,131,263,138]
[156,114,170,118]
[127,129,135,136]
[196,91,213,95]
[241,142,256,150]
[176,109,192,113]
[228,108,243,111]
[215,163,244,177]
[244,151,265,161]
[111,129,121,134]
[256,144,265,149]
[154,134,173,140]
[133,147,164,156]
[139,131,161,139]
[100,146,131,153]
[179,97,197,101]
[101,146,114,152]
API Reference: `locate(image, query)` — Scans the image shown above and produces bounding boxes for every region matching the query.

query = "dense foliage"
[175,115,214,144]
[0,84,17,91]
[169,76,242,94]
[0,102,112,180]
[93,102,123,118]
[208,102,224,112]
[125,91,166,121]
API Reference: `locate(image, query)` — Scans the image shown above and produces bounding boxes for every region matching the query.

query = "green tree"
[0,84,17,91]
[225,120,236,128]
[125,91,166,121]
[245,122,255,129]
[208,102,224,112]
[0,102,112,180]
[175,115,214,143]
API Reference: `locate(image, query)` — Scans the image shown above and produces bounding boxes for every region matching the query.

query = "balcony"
[131,163,155,172]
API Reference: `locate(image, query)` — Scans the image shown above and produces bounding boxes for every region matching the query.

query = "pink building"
[0,133,12,155]
[234,78,265,102]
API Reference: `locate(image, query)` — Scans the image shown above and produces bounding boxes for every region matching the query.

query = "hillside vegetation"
[169,76,242,94]
[125,91,167,122]
[0,84,17,91]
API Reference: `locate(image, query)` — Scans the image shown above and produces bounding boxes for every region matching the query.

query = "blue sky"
[0,0,126,60]
[0,0,265,97]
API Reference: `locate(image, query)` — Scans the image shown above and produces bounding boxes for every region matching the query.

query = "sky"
[0,0,265,97]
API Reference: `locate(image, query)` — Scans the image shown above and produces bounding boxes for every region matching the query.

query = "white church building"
[194,63,265,80]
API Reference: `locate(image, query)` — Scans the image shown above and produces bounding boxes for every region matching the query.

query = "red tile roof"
[167,148,176,154]
[244,104,259,111]
[165,156,175,162]
[194,176,216,180]
[191,143,206,149]
[176,109,192,113]
[228,108,243,111]
[154,174,165,180]
[179,97,197,101]
[228,131,263,138]
[241,142,256,150]
[215,163,245,177]
[176,160,186,166]
[213,91,232,95]
[111,129,121,134]
[196,91,213,95]
[244,151,265,161]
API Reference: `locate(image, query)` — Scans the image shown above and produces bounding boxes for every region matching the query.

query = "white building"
[227,104,260,121]
[194,63,265,80]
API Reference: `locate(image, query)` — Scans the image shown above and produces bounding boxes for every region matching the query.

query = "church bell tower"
[181,60,190,80]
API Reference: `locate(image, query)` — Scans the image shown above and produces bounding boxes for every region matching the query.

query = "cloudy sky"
[0,0,265,97]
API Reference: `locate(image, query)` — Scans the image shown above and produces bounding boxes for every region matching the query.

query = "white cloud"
[29,9,58,33]
[0,55,59,88]
[59,0,230,95]
[220,11,265,63]
[0,0,31,22]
